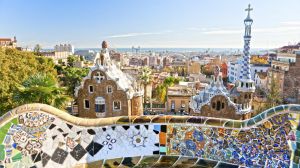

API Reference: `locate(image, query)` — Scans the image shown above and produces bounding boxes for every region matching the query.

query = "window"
[241,82,244,87]
[84,100,90,109]
[245,94,248,99]
[246,83,248,88]
[216,101,221,111]
[95,97,105,113]
[113,101,121,111]
[212,102,216,109]
[89,85,94,93]
[107,86,113,93]
[234,99,237,103]
[221,102,225,109]
[171,101,175,109]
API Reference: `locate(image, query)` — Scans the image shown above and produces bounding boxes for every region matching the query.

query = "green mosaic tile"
[0,145,5,161]
[0,118,18,144]
[12,152,22,162]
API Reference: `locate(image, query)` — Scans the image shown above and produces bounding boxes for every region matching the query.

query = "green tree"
[0,48,57,115]
[139,67,152,103]
[13,73,70,109]
[60,67,89,97]
[266,74,282,108]
[79,55,84,61]
[155,76,181,103]
[33,44,42,56]
[67,55,80,67]
[58,59,63,65]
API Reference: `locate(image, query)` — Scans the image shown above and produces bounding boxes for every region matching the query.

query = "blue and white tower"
[237,4,256,114]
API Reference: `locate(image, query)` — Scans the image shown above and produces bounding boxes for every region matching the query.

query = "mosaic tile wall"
[0,112,162,167]
[168,114,292,167]
[0,104,300,168]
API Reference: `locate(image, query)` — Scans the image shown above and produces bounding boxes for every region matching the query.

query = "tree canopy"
[59,67,89,96]
[13,73,70,109]
[266,74,282,108]
[0,48,57,115]
[154,76,181,103]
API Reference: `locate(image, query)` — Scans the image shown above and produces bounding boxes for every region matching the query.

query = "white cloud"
[202,29,242,35]
[281,21,300,26]
[200,25,300,35]
[107,30,173,38]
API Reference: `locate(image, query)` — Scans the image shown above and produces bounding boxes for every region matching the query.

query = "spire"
[239,4,253,81]
[245,4,253,21]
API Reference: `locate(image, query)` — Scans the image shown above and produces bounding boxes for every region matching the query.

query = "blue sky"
[0,0,299,48]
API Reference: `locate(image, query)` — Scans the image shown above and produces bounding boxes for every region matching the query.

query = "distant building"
[75,50,97,61]
[148,52,157,67]
[167,84,193,114]
[143,57,149,66]
[187,61,201,74]
[268,53,300,103]
[163,56,172,67]
[278,42,300,53]
[109,50,123,63]
[74,41,144,118]
[129,57,143,66]
[0,36,17,48]
[41,44,75,63]
[54,44,74,59]
[221,62,228,78]
[276,52,297,63]
[254,72,268,88]
[228,60,269,83]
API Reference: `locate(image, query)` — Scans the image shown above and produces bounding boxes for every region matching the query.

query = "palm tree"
[33,44,42,56]
[13,73,70,109]
[139,67,152,105]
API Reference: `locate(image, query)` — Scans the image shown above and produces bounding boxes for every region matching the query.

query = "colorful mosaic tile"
[1,105,300,167]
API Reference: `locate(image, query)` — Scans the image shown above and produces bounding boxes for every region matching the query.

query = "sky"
[0,0,299,49]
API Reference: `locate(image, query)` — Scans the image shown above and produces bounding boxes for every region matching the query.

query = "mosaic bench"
[0,103,300,168]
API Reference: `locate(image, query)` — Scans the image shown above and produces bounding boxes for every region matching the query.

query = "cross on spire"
[245,4,253,16]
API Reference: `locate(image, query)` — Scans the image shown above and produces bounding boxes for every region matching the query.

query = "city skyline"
[1,0,299,49]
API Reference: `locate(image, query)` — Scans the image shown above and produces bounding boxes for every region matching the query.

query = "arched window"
[221,102,225,109]
[241,82,244,87]
[113,101,121,111]
[107,85,113,93]
[216,101,221,111]
[212,102,216,109]
[246,83,249,88]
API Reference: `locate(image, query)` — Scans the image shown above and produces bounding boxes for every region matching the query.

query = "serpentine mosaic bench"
[0,103,300,168]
